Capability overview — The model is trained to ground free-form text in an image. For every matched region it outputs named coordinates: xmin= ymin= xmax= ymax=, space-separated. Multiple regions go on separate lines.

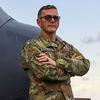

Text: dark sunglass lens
xmin=53 ymin=16 xmax=60 ymax=21
xmin=43 ymin=15 xmax=60 ymax=21
xmin=45 ymin=15 xmax=52 ymax=21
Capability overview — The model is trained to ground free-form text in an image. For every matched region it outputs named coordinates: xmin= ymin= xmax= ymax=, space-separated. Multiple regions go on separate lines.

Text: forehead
xmin=41 ymin=9 xmax=58 ymax=16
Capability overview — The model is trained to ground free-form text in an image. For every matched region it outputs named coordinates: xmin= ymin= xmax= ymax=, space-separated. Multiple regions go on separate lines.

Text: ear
xmin=37 ymin=19 xmax=41 ymax=27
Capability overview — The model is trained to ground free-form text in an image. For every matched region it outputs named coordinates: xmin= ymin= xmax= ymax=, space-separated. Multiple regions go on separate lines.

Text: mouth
xmin=48 ymin=25 xmax=56 ymax=28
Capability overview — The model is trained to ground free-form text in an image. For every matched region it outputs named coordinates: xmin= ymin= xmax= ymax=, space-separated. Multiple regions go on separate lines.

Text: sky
xmin=0 ymin=0 xmax=100 ymax=99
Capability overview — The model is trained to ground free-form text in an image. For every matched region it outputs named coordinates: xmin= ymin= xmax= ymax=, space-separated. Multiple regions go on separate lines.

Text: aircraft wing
xmin=0 ymin=7 xmax=40 ymax=100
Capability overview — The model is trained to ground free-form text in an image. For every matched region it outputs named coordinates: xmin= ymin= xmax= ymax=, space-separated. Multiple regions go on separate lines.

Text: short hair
xmin=37 ymin=5 xmax=57 ymax=18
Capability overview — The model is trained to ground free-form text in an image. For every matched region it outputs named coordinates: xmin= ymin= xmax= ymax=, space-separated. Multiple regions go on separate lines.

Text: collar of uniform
xmin=39 ymin=33 xmax=58 ymax=48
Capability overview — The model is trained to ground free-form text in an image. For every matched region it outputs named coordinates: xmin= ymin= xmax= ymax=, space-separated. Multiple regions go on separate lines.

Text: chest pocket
xmin=56 ymin=45 xmax=70 ymax=59
xmin=41 ymin=46 xmax=56 ymax=61
xmin=34 ymin=40 xmax=56 ymax=61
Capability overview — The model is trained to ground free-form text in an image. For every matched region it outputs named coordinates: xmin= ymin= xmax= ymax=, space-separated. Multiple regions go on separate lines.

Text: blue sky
xmin=0 ymin=0 xmax=100 ymax=99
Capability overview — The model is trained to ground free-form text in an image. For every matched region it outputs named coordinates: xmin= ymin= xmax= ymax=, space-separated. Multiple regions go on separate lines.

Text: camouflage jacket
xmin=21 ymin=34 xmax=90 ymax=100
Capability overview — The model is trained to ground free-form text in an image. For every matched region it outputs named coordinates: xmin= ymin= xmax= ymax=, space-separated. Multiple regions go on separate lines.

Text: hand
xmin=37 ymin=52 xmax=57 ymax=67
xmin=72 ymin=53 xmax=82 ymax=60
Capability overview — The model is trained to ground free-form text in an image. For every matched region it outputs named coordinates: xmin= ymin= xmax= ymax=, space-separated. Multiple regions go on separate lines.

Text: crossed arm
xmin=21 ymin=42 xmax=90 ymax=81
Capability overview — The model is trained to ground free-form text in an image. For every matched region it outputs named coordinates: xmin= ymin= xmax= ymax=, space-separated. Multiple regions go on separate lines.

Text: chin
xmin=48 ymin=31 xmax=56 ymax=34
xmin=47 ymin=29 xmax=57 ymax=33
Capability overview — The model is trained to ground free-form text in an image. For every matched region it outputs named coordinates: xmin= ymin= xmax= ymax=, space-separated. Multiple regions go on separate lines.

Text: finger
xmin=38 ymin=58 xmax=48 ymax=62
xmin=38 ymin=56 xmax=46 ymax=60
xmin=38 ymin=53 xmax=46 ymax=57
xmin=41 ymin=61 xmax=50 ymax=64
xmin=72 ymin=53 xmax=77 ymax=59
xmin=41 ymin=62 xmax=55 ymax=68
xmin=37 ymin=56 xmax=49 ymax=62
xmin=74 ymin=56 xmax=82 ymax=59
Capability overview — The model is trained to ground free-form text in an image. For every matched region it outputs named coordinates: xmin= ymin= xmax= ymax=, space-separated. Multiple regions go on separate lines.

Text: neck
xmin=41 ymin=31 xmax=56 ymax=41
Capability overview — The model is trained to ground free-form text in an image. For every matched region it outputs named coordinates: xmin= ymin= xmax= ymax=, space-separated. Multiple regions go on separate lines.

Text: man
xmin=21 ymin=5 xmax=90 ymax=100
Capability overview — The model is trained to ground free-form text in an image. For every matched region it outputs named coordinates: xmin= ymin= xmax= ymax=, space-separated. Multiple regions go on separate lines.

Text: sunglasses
xmin=40 ymin=15 xmax=60 ymax=22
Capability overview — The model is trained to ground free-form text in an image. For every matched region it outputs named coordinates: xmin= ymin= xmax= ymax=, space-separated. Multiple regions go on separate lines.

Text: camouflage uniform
xmin=21 ymin=34 xmax=90 ymax=100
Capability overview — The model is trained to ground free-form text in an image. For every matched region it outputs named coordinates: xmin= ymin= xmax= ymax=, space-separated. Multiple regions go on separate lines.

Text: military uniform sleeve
xmin=56 ymin=44 xmax=90 ymax=76
xmin=21 ymin=40 xmax=70 ymax=81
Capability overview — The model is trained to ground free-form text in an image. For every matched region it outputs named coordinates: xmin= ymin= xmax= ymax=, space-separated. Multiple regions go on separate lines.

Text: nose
xmin=50 ymin=17 xmax=55 ymax=22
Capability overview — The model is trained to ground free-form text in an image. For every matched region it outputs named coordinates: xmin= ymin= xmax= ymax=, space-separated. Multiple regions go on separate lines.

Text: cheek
xmin=40 ymin=23 xmax=48 ymax=29
xmin=56 ymin=22 xmax=59 ymax=28
xmin=37 ymin=19 xmax=47 ymax=28
xmin=40 ymin=20 xmax=48 ymax=27
xmin=42 ymin=22 xmax=47 ymax=27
